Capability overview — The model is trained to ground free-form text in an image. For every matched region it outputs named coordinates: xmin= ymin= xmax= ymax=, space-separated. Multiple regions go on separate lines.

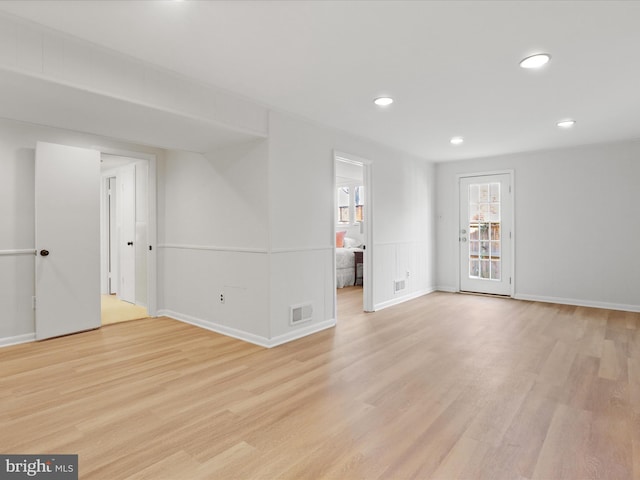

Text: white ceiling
xmin=0 ymin=0 xmax=639 ymax=161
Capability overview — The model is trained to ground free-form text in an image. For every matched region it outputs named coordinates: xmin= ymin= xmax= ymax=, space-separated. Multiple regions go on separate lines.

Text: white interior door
xmin=459 ymin=173 xmax=513 ymax=295
xmin=35 ymin=141 xmax=101 ymax=340
xmin=119 ymin=164 xmax=136 ymax=304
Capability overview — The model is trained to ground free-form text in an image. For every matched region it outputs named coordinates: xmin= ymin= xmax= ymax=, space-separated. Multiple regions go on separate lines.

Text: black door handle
xmin=40 ymin=249 xmax=49 ymax=256
xmin=127 ymin=242 xmax=133 ymax=246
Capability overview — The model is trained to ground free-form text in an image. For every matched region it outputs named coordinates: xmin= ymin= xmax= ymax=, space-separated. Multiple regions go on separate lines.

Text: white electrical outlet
xmin=219 ymin=293 xmax=225 ymax=304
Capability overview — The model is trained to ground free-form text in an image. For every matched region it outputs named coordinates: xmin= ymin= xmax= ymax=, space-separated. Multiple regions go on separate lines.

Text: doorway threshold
xmin=459 ymin=290 xmax=512 ymax=299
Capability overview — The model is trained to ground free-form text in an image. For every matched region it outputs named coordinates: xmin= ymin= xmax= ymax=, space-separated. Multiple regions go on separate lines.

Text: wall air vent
xmin=394 ymin=279 xmax=406 ymax=294
xmin=290 ymin=303 xmax=313 ymax=325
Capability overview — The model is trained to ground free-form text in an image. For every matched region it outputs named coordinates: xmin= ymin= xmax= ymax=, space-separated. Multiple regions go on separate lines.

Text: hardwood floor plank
xmin=629 ymin=357 xmax=640 ymax=414
xmin=537 ymin=340 xmax=579 ymax=387
xmin=531 ymin=404 xmax=593 ymax=479
xmin=1 ymin=290 xmax=638 ymax=479
xmin=600 ymin=338 xmax=624 ymax=380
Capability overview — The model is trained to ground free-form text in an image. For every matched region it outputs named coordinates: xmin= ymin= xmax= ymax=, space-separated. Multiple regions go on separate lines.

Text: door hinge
xmin=509 ymin=185 xmax=512 ymax=193
xmin=509 ymin=277 xmax=512 ymax=285
xmin=108 ymin=188 xmax=112 ymax=196
xmin=509 ymin=231 xmax=512 ymax=239
xmin=32 ymin=296 xmax=36 ymax=310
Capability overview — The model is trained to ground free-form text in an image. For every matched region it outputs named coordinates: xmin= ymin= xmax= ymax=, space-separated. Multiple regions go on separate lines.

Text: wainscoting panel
xmin=270 ymin=247 xmax=335 ymax=339
xmin=0 ymin=253 xmax=35 ymax=340
xmin=159 ymin=245 xmax=270 ymax=339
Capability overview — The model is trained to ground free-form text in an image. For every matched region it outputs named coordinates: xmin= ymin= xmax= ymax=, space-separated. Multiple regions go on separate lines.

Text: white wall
xmin=157 ymin=140 xmax=271 ymax=342
xmin=0 ymin=117 xmax=162 ymax=345
xmin=268 ymin=111 xmax=436 ymax=342
xmin=436 ymin=140 xmax=640 ymax=311
xmin=0 ymin=12 xmax=439 ymax=349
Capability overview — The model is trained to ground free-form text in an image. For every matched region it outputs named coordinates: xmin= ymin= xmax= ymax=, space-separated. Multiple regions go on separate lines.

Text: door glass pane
xmin=470 ymin=259 xmax=479 ymax=277
xmin=468 ymin=182 xmax=501 ymax=281
xmin=480 ymin=260 xmax=490 ymax=279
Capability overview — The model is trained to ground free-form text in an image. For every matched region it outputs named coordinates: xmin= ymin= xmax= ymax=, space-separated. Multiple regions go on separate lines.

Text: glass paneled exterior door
xmin=459 ymin=173 xmax=512 ymax=295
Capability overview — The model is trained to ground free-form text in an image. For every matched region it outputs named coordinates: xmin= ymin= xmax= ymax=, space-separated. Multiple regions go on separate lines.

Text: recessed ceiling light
xmin=374 ymin=97 xmax=393 ymax=107
xmin=557 ymin=119 xmax=576 ymax=128
xmin=450 ymin=136 xmax=464 ymax=145
xmin=519 ymin=53 xmax=551 ymax=69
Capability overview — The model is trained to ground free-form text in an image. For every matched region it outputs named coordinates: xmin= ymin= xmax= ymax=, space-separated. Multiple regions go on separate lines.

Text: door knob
xmin=460 ymin=238 xmax=467 ymax=243
xmin=127 ymin=242 xmax=133 ymax=246
xmin=40 ymin=249 xmax=50 ymax=256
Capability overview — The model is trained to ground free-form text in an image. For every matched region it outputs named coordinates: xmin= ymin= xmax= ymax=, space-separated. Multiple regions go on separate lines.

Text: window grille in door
xmin=467 ymin=182 xmax=501 ymax=281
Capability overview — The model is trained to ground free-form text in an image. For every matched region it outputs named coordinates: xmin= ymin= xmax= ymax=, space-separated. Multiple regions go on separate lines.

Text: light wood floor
xmin=101 ymin=294 xmax=148 ymax=325
xmin=2 ymin=289 xmax=639 ymax=479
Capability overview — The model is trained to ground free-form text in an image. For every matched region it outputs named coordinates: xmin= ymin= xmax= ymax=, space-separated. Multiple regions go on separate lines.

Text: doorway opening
xmin=334 ymin=152 xmax=373 ymax=319
xmin=100 ymin=153 xmax=152 ymax=325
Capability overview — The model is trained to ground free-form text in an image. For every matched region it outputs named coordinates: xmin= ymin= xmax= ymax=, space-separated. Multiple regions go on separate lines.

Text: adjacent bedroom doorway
xmin=334 ymin=152 xmax=373 ymax=317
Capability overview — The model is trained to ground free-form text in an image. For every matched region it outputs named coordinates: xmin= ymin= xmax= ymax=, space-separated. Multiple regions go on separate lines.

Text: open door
xmin=35 ymin=141 xmax=101 ymax=340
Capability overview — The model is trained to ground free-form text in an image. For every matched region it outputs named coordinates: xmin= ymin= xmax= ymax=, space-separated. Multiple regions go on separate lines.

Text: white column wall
xmin=157 ymin=141 xmax=271 ymax=342
xmin=267 ymin=111 xmax=436 ymax=343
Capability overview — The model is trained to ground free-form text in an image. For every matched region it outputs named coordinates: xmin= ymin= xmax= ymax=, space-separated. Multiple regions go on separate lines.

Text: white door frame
xmin=455 ymin=169 xmax=515 ymax=296
xmin=97 ymin=147 xmax=158 ymax=316
xmin=333 ymin=150 xmax=374 ymax=315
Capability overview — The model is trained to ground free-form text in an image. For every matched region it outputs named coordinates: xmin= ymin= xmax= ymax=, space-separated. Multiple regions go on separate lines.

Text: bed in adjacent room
xmin=336 ymin=232 xmax=364 ymax=288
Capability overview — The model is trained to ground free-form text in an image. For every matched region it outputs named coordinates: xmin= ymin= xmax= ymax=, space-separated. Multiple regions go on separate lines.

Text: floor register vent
xmin=290 ymin=303 xmax=313 ymax=325
xmin=394 ymin=279 xmax=406 ymax=294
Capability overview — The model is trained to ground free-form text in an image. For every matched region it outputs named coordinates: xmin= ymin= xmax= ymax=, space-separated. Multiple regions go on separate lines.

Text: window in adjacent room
xmin=355 ymin=185 xmax=364 ymax=223
xmin=338 ymin=186 xmax=350 ymax=224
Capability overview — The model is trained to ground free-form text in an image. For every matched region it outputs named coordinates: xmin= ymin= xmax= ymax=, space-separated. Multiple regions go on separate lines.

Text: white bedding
xmin=336 ymin=247 xmax=363 ymax=288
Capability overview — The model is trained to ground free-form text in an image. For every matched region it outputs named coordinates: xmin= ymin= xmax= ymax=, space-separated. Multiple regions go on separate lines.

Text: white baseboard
xmin=373 ymin=288 xmax=436 ymax=312
xmin=269 ymin=319 xmax=336 ymax=348
xmin=157 ymin=310 xmax=336 ymax=348
xmin=435 ymin=285 xmax=458 ymax=293
xmin=513 ymin=294 xmax=640 ymax=313
xmin=0 ymin=332 xmax=36 ymax=348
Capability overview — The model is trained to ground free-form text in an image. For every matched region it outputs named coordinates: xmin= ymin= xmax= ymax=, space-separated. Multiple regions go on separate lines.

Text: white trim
xmin=373 ymin=288 xmax=436 ymax=311
xmin=374 ymin=240 xmax=430 ymax=247
xmin=157 ymin=309 xmax=336 ymax=348
xmin=158 ymin=244 xmax=268 ymax=254
xmin=0 ymin=333 xmax=36 ymax=348
xmin=513 ymin=294 xmax=640 ymax=313
xmin=271 ymin=246 xmax=333 ymax=254
xmin=436 ymin=285 xmax=458 ymax=293
xmin=158 ymin=309 xmax=271 ymax=347
xmin=269 ymin=319 xmax=336 ymax=348
xmin=99 ymin=149 xmax=156 ymax=162
xmin=0 ymin=249 xmax=35 ymax=256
